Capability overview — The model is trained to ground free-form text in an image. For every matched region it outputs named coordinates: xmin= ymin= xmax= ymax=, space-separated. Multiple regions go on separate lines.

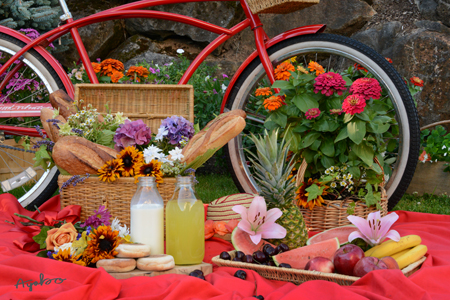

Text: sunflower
xmin=308 ymin=61 xmax=325 ymax=76
xmin=134 ymin=159 xmax=164 ymax=184
xmin=295 ymin=178 xmax=329 ymax=210
xmin=274 ymin=61 xmax=295 ymax=81
xmin=98 ymin=159 xmax=124 ymax=183
xmin=84 ymin=225 xmax=120 ymax=264
xmin=117 ymin=146 xmax=143 ymax=177
xmin=255 ymin=87 xmax=273 ymax=97
xmin=52 ymin=248 xmax=86 ymax=266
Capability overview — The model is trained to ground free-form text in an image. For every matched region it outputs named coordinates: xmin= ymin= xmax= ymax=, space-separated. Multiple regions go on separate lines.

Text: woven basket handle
xmin=295 ymin=157 xmax=386 ymax=188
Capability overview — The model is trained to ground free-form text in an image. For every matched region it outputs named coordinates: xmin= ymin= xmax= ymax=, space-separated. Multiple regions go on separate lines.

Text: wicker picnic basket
xmin=246 ymin=0 xmax=320 ymax=14
xmin=212 ymin=251 xmax=426 ymax=286
xmin=296 ymin=158 xmax=388 ymax=232
xmin=58 ymin=84 xmax=194 ymax=226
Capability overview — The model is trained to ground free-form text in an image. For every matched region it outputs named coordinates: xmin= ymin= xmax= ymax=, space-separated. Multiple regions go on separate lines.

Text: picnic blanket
xmin=1 ymin=193 xmax=449 ymax=300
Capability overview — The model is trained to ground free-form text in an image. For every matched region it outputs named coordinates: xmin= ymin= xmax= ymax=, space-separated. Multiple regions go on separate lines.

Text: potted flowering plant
xmin=255 ymin=60 xmax=398 ymax=216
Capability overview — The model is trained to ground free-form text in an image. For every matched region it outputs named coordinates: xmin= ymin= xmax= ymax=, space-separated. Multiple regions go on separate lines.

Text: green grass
xmin=7 ymin=173 xmax=450 ymax=215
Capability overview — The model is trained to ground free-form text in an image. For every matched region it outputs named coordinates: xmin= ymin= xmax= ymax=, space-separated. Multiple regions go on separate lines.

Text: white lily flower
xmin=143 ymin=145 xmax=164 ymax=163
xmin=155 ymin=127 xmax=169 ymax=141
xmin=169 ymin=147 xmax=184 ymax=161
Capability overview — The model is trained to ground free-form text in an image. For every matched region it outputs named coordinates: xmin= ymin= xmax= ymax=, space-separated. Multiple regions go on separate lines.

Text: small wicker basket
xmin=246 ymin=0 xmax=320 ymax=14
xmin=212 ymin=251 xmax=426 ymax=286
xmin=296 ymin=158 xmax=388 ymax=232
xmin=59 ymin=176 xmax=177 ymax=227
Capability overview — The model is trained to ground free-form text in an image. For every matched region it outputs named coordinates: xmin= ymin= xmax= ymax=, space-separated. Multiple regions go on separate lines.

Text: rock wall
xmin=53 ymin=0 xmax=450 ymax=127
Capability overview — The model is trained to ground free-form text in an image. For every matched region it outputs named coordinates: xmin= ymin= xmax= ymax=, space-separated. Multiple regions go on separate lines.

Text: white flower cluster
xmin=323 ymin=165 xmax=355 ymax=192
xmin=111 ymin=217 xmax=130 ymax=239
xmin=143 ymin=145 xmax=187 ymax=177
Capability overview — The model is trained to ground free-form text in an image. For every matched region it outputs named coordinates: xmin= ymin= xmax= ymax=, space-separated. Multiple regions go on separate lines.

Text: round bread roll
xmin=116 ymin=243 xmax=151 ymax=258
xmin=96 ymin=258 xmax=136 ymax=273
xmin=137 ymin=255 xmax=175 ymax=271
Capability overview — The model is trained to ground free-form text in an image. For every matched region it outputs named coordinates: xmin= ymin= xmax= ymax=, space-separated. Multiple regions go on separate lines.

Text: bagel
xmin=116 ymin=243 xmax=151 ymax=258
xmin=96 ymin=258 xmax=136 ymax=273
xmin=136 ymin=255 xmax=175 ymax=271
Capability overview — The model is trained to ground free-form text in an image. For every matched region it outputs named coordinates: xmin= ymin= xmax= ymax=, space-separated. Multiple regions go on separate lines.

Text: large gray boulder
xmin=414 ymin=0 xmax=450 ymax=27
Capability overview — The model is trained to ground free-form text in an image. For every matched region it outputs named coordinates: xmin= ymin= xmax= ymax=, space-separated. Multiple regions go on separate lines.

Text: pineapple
xmin=246 ymin=129 xmax=308 ymax=249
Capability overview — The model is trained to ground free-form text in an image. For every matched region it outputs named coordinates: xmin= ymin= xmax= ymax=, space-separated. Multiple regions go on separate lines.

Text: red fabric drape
xmin=1 ymin=193 xmax=449 ymax=300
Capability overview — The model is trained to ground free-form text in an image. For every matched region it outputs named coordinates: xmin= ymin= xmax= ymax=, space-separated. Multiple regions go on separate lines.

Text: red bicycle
xmin=0 ymin=0 xmax=419 ymax=210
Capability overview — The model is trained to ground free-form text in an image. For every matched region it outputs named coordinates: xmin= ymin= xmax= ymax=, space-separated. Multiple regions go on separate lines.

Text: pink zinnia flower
xmin=329 ymin=109 xmax=343 ymax=115
xmin=305 ymin=108 xmax=321 ymax=120
xmin=342 ymin=95 xmax=366 ymax=115
xmin=313 ymin=72 xmax=347 ymax=96
xmin=349 ymin=78 xmax=382 ymax=100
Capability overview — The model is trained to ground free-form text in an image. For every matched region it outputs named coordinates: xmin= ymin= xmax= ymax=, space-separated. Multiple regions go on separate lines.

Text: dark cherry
xmin=232 ymin=257 xmax=243 ymax=262
xmin=252 ymin=250 xmax=268 ymax=263
xmin=261 ymin=261 xmax=269 ymax=265
xmin=254 ymin=296 xmax=264 ymax=300
xmin=244 ymin=254 xmax=254 ymax=264
xmin=189 ymin=270 xmax=204 ymax=278
xmin=279 ymin=263 xmax=292 ymax=268
xmin=219 ymin=251 xmax=231 ymax=260
xmin=275 ymin=243 xmax=290 ymax=254
xmin=198 ymin=275 xmax=206 ymax=280
xmin=236 ymin=251 xmax=246 ymax=260
xmin=234 ymin=270 xmax=247 ymax=280
xmin=263 ymin=245 xmax=276 ymax=257
xmin=267 ymin=260 xmax=276 ymax=266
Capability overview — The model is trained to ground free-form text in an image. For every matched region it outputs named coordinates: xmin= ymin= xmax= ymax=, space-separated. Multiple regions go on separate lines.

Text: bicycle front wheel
xmin=0 ymin=32 xmax=65 ymax=208
xmin=225 ymin=33 xmax=420 ymax=211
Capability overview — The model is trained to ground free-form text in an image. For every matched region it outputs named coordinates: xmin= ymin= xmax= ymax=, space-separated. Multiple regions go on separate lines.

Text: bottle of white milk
xmin=130 ymin=176 xmax=164 ymax=254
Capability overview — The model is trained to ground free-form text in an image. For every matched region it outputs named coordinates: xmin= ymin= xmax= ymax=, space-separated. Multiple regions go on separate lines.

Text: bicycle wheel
xmin=224 ymin=33 xmax=420 ymax=211
xmin=0 ymin=32 xmax=65 ymax=208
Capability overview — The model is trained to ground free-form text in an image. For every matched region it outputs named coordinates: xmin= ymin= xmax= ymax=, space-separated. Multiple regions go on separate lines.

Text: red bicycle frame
xmin=0 ymin=0 xmax=325 ymax=137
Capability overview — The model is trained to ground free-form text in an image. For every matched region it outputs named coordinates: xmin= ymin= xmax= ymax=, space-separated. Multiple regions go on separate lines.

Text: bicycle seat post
xmin=58 ymin=0 xmax=73 ymax=22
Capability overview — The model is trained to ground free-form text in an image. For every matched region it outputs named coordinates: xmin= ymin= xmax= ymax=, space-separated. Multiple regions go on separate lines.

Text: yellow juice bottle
xmin=166 ymin=176 xmax=204 ymax=265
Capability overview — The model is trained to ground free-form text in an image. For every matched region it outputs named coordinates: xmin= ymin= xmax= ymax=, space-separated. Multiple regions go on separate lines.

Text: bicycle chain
xmin=0 ymin=144 xmax=36 ymax=154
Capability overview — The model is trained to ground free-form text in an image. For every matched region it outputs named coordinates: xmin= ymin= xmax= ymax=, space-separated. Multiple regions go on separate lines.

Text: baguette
xmin=49 ymin=89 xmax=77 ymax=120
xmin=204 ymin=109 xmax=246 ymax=130
xmin=49 ymin=115 xmax=66 ymax=143
xmin=40 ymin=108 xmax=55 ymax=141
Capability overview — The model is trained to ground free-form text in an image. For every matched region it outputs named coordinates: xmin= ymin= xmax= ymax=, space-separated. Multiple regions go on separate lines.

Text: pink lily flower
xmin=232 ymin=196 xmax=286 ymax=245
xmin=347 ymin=211 xmax=401 ymax=246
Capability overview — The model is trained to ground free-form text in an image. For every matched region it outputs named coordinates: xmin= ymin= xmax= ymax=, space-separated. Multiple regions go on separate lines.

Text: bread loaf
xmin=136 ymin=255 xmax=175 ymax=271
xmin=40 ymin=108 xmax=55 ymax=141
xmin=116 ymin=243 xmax=151 ymax=258
xmin=52 ymin=136 xmax=119 ymax=175
xmin=49 ymin=115 xmax=66 ymax=143
xmin=204 ymin=109 xmax=246 ymax=130
xmin=49 ymin=89 xmax=77 ymax=120
xmin=96 ymin=258 xmax=136 ymax=273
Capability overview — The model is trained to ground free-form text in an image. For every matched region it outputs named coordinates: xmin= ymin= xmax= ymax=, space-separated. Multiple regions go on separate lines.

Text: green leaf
xmin=321 ymin=155 xmax=335 ymax=169
xmin=346 ymin=202 xmax=356 ymax=215
xmin=270 ymin=110 xmax=287 ymax=128
xmin=320 ymin=137 xmax=335 ymax=157
xmin=342 ymin=76 xmax=353 ymax=86
xmin=37 ymin=250 xmax=49 ymax=258
xmin=292 ymin=94 xmax=319 ymax=113
xmin=343 ymin=113 xmax=354 ymax=123
xmin=364 ymin=183 xmax=381 ymax=207
xmin=305 ymin=184 xmax=326 ymax=202
xmin=32 ymin=226 xmax=52 ymax=249
xmin=300 ymin=132 xmax=321 ymax=149
xmin=352 ymin=142 xmax=374 ymax=166
xmin=334 ymin=127 xmax=348 ymax=143
xmin=355 ymin=111 xmax=371 ymax=122
xmin=271 ymin=80 xmax=294 ymax=90
xmin=310 ymin=139 xmax=322 ymax=151
xmin=298 ymin=73 xmax=315 ymax=82
xmin=387 ymin=139 xmax=397 ymax=152
xmin=348 ymin=166 xmax=361 ymax=178
xmin=347 ymin=120 xmax=366 ymax=145
xmin=97 ymin=130 xmax=115 ymax=147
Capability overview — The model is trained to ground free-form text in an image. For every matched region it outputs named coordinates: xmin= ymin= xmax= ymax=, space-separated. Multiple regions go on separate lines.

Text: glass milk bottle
xmin=130 ymin=177 xmax=164 ymax=254
xmin=166 ymin=176 xmax=204 ymax=265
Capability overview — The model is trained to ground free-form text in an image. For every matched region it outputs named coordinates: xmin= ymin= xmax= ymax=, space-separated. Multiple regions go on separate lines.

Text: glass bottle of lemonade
xmin=130 ymin=176 xmax=164 ymax=254
xmin=166 ymin=176 xmax=204 ymax=265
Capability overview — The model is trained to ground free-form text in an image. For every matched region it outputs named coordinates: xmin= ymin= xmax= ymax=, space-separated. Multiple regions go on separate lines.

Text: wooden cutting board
xmin=107 ymin=262 xmax=213 ymax=280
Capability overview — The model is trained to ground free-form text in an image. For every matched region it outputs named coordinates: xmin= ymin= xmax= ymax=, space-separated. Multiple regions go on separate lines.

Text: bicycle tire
xmin=224 ymin=33 xmax=420 ymax=211
xmin=0 ymin=32 xmax=65 ymax=209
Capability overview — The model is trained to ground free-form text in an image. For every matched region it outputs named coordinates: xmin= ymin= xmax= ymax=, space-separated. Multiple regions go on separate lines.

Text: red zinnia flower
xmin=353 ymin=63 xmax=368 ymax=73
xmin=342 ymin=95 xmax=366 ymax=115
xmin=410 ymin=77 xmax=424 ymax=87
xmin=350 ymin=78 xmax=382 ymax=100
xmin=385 ymin=57 xmax=393 ymax=63
xmin=314 ymin=72 xmax=347 ymax=96
xmin=305 ymin=108 xmax=321 ymax=120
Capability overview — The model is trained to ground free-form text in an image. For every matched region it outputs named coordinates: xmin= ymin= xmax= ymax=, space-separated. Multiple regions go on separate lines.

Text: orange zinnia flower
xmin=100 ymin=59 xmax=124 ymax=76
xmin=111 ymin=71 xmax=124 ymax=83
xmin=274 ymin=62 xmax=295 ymax=81
xmin=263 ymin=95 xmax=284 ymax=111
xmin=91 ymin=62 xmax=101 ymax=73
xmin=297 ymin=66 xmax=309 ymax=74
xmin=308 ymin=61 xmax=325 ymax=75
xmin=353 ymin=63 xmax=368 ymax=73
xmin=385 ymin=57 xmax=393 ymax=63
xmin=126 ymin=66 xmax=150 ymax=82
xmin=410 ymin=76 xmax=424 ymax=87
xmin=255 ymin=87 xmax=273 ymax=97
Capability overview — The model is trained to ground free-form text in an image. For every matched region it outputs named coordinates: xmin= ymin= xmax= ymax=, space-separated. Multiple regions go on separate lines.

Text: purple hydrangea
xmin=113 ymin=119 xmax=152 ymax=151
xmin=159 ymin=116 xmax=195 ymax=145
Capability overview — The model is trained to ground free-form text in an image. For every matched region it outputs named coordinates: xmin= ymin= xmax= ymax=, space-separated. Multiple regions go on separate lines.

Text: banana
xmin=369 ymin=235 xmax=422 ymax=258
xmin=395 ymin=244 xmax=428 ymax=269
xmin=364 ymin=239 xmax=395 ymax=256
xmin=391 ymin=248 xmax=412 ymax=260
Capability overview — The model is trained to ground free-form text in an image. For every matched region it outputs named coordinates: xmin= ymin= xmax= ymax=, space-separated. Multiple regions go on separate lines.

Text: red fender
xmin=0 ymin=26 xmax=74 ymax=98
xmin=220 ymin=24 xmax=326 ymax=113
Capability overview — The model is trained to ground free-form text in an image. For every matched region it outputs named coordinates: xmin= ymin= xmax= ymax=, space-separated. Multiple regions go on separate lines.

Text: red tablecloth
xmin=1 ymin=194 xmax=449 ymax=300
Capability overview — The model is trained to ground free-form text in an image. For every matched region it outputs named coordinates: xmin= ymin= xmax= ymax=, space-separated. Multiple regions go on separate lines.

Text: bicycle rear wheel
xmin=224 ymin=33 xmax=420 ymax=211
xmin=0 ymin=32 xmax=65 ymax=208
